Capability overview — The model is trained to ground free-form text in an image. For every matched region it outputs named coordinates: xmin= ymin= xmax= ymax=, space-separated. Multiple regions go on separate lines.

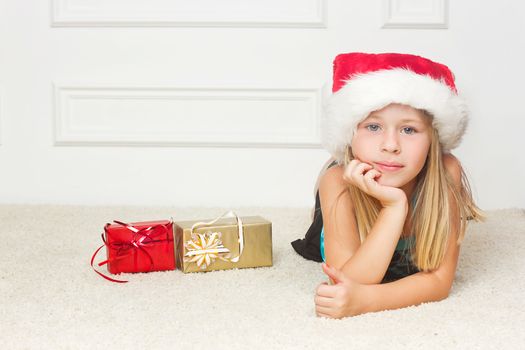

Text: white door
xmin=0 ymin=0 xmax=523 ymax=209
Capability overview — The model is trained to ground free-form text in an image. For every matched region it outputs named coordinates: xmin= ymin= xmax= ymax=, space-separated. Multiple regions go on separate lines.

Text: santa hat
xmin=322 ymin=52 xmax=469 ymax=163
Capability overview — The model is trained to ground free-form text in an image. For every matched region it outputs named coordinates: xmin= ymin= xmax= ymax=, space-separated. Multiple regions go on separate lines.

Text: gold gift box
xmin=174 ymin=215 xmax=272 ymax=273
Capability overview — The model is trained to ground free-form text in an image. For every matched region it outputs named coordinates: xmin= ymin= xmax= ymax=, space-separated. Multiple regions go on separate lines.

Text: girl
xmin=291 ymin=52 xmax=484 ymax=318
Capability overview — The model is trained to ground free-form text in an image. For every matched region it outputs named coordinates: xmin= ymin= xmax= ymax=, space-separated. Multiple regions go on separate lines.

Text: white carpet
xmin=1 ymin=205 xmax=524 ymax=349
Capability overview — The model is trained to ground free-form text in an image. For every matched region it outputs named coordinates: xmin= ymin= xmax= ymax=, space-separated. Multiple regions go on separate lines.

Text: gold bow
xmin=183 ymin=211 xmax=244 ymax=270
xmin=183 ymin=231 xmax=231 ymax=269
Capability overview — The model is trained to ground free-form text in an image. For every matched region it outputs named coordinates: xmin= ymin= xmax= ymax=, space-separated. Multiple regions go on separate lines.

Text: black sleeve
xmin=291 ymin=160 xmax=339 ymax=262
xmin=290 ymin=190 xmax=324 ymax=262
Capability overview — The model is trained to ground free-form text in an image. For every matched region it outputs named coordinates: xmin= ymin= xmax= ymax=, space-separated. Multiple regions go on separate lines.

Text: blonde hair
xmin=321 ymin=110 xmax=484 ymax=272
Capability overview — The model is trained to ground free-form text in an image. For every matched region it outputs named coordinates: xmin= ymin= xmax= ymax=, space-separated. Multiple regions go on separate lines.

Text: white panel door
xmin=0 ymin=0 xmax=523 ymax=209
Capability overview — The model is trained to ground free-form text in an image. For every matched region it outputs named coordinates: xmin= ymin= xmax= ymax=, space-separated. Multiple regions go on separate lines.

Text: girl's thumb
xmin=321 ymin=263 xmax=345 ymax=284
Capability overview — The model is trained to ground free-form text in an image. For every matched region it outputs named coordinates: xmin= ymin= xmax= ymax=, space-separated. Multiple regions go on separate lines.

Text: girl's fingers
xmin=344 ymin=160 xmax=376 ymax=193
xmin=343 ymin=160 xmax=360 ymax=182
xmin=363 ymin=169 xmax=381 ymax=185
xmin=315 ymin=283 xmax=338 ymax=298
xmin=315 ymin=306 xmax=334 ymax=318
xmin=352 ymin=162 xmax=373 ymax=178
xmin=314 ymin=295 xmax=333 ymax=307
xmin=351 ymin=163 xmax=374 ymax=190
xmin=349 ymin=159 xmax=360 ymax=168
xmin=346 ymin=159 xmax=368 ymax=177
xmin=346 ymin=161 xmax=366 ymax=182
xmin=322 ymin=262 xmax=349 ymax=284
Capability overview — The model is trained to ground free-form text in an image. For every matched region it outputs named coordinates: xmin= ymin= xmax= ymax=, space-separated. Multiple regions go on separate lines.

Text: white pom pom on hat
xmin=321 ymin=52 xmax=469 ymax=164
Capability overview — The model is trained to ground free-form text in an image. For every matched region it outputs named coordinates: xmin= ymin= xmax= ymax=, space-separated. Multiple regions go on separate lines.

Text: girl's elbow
xmin=437 ymin=280 xmax=454 ymax=301
xmin=437 ymin=288 xmax=450 ymax=301
xmin=427 ymin=284 xmax=450 ymax=303
xmin=429 ymin=273 xmax=453 ymax=301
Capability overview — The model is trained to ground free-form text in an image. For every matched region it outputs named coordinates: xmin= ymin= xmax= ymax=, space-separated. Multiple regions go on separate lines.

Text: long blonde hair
xmin=322 ymin=110 xmax=484 ymax=272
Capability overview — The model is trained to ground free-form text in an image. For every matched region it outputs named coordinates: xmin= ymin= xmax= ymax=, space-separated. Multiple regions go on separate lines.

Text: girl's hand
xmin=343 ymin=159 xmax=407 ymax=208
xmin=314 ymin=263 xmax=370 ymax=319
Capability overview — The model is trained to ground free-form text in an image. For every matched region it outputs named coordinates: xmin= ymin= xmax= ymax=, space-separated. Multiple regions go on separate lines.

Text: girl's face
xmin=351 ymin=103 xmax=432 ymax=192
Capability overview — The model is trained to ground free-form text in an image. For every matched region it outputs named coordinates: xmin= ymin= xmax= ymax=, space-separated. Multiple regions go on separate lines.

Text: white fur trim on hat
xmin=321 ymin=68 xmax=469 ymax=163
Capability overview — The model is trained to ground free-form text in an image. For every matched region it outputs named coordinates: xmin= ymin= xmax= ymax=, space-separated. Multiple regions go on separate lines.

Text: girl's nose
xmin=381 ymin=131 xmax=400 ymax=153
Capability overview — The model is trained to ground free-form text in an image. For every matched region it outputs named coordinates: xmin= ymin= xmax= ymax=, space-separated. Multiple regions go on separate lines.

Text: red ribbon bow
xmin=91 ymin=220 xmax=173 ymax=283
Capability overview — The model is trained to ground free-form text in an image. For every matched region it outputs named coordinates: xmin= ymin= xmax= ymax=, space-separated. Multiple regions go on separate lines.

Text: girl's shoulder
xmin=442 ymin=153 xmax=462 ymax=185
xmin=320 ymin=163 xmax=346 ymax=190
xmin=318 ymin=164 xmax=354 ymax=210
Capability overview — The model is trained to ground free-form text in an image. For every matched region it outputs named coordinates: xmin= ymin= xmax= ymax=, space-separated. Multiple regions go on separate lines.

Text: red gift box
xmin=91 ymin=219 xmax=175 ymax=283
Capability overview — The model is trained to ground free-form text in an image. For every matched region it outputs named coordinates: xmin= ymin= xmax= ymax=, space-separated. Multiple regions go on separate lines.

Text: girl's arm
xmin=316 ymin=212 xmax=460 ymax=318
xmin=320 ymin=165 xmax=407 ymax=285
xmin=315 ymin=155 xmax=463 ymax=318
xmin=363 ymin=153 xmax=463 ymax=311
xmin=363 ymin=231 xmax=460 ymax=313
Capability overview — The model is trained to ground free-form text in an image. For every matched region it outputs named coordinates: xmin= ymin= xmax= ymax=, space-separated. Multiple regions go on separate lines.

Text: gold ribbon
xmin=183 ymin=211 xmax=245 ymax=269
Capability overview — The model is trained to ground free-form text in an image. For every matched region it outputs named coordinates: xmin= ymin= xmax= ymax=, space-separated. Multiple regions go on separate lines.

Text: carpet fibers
xmin=1 ymin=205 xmax=524 ymax=349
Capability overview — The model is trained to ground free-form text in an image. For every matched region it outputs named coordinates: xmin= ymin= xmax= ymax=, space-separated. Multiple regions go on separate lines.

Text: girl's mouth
xmin=374 ymin=162 xmax=404 ymax=172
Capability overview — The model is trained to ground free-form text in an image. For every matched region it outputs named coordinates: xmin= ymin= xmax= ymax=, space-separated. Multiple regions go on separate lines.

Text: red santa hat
xmin=322 ymin=52 xmax=469 ymax=163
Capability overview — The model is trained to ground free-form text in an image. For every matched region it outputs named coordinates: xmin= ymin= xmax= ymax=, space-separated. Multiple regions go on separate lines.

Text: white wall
xmin=0 ymin=0 xmax=523 ymax=210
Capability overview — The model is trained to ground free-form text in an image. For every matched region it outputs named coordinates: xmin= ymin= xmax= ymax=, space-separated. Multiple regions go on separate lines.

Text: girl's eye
xmin=402 ymin=127 xmax=416 ymax=134
xmin=366 ymin=124 xmax=381 ymax=132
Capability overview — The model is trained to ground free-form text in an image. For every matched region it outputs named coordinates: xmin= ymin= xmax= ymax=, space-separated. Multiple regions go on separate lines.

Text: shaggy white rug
xmin=1 ymin=205 xmax=524 ymax=349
